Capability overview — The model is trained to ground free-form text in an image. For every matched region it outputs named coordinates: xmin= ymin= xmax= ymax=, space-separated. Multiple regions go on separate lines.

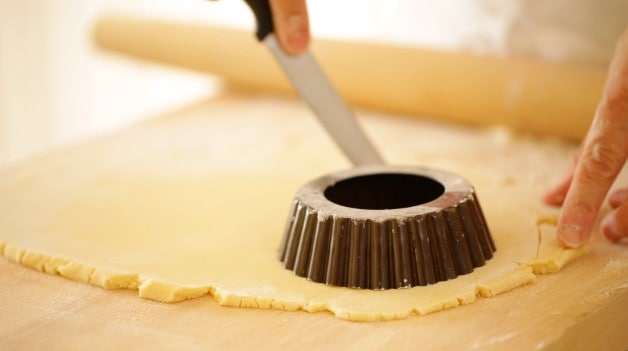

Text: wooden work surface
xmin=1 ymin=95 xmax=627 ymax=351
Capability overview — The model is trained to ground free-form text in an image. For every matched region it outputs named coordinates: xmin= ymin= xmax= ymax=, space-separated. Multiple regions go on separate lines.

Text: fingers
xmin=543 ymin=173 xmax=572 ymax=206
xmin=601 ymin=198 xmax=628 ymax=243
xmin=556 ymin=28 xmax=628 ymax=248
xmin=609 ymin=188 xmax=628 ymax=209
xmin=269 ymin=0 xmax=310 ymax=55
xmin=543 ymin=148 xmax=580 ymax=206
xmin=558 ymin=133 xmax=626 ymax=248
xmin=602 ymin=188 xmax=628 ymax=242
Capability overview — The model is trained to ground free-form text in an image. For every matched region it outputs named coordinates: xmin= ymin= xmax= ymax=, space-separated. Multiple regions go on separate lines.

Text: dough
xmin=0 ymin=97 xmax=601 ymax=321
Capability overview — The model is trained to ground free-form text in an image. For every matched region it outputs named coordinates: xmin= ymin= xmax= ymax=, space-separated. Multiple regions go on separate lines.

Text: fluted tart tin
xmin=279 ymin=165 xmax=496 ymax=290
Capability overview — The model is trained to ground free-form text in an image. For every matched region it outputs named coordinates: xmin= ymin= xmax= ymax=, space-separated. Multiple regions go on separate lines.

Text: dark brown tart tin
xmin=279 ymin=165 xmax=496 ymax=290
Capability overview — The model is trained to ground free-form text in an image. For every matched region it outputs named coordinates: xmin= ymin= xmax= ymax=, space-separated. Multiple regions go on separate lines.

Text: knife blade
xmin=243 ymin=0 xmax=384 ymax=166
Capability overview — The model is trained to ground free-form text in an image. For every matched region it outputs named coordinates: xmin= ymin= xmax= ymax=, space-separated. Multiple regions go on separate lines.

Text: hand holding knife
xmin=242 ymin=0 xmax=384 ymax=166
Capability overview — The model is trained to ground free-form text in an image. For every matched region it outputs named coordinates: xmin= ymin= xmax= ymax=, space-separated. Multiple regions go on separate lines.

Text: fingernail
xmin=285 ymin=15 xmax=307 ymax=52
xmin=559 ymin=223 xmax=583 ymax=248
xmin=601 ymin=213 xmax=620 ymax=242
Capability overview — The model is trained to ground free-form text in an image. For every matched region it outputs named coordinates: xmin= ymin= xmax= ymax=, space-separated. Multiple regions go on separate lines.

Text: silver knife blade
xmin=263 ymin=34 xmax=384 ymax=166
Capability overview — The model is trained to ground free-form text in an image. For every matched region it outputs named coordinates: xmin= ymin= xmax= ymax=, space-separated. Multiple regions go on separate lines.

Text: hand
xmin=544 ymin=27 xmax=628 ymax=248
xmin=269 ymin=0 xmax=310 ymax=55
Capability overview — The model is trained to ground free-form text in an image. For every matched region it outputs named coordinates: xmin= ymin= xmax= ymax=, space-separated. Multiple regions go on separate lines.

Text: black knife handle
xmin=243 ymin=0 xmax=274 ymax=41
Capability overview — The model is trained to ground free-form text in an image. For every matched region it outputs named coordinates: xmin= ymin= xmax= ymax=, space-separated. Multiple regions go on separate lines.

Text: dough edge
xmin=0 ymin=238 xmax=585 ymax=322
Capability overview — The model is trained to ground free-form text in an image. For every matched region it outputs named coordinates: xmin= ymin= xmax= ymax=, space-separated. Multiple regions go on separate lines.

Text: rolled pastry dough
xmin=0 ymin=97 xmax=596 ymax=321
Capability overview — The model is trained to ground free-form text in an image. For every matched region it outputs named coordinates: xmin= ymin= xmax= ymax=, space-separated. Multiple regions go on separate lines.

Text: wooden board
xmin=1 ymin=95 xmax=627 ymax=350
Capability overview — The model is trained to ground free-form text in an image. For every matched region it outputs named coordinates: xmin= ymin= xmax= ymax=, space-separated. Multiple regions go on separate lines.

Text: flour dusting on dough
xmin=0 ymin=98 xmax=606 ymax=321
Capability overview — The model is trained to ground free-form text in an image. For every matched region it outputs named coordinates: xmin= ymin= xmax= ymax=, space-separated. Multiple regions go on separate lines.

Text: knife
xmin=242 ymin=0 xmax=384 ymax=166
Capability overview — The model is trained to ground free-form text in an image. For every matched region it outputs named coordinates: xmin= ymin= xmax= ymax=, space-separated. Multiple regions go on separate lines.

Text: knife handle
xmin=243 ymin=0 xmax=274 ymax=41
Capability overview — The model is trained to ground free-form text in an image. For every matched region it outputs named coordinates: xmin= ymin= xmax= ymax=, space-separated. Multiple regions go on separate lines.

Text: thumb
xmin=269 ymin=0 xmax=310 ymax=55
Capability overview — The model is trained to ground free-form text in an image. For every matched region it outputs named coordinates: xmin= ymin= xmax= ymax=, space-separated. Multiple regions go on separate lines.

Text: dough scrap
xmin=0 ymin=98 xmax=603 ymax=321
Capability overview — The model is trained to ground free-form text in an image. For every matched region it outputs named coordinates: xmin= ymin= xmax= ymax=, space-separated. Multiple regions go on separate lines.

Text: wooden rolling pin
xmin=93 ymin=15 xmax=609 ymax=140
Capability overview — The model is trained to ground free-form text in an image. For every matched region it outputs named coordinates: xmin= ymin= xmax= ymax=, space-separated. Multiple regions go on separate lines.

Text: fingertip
xmin=601 ymin=213 xmax=622 ymax=243
xmin=542 ymin=172 xmax=573 ymax=207
xmin=542 ymin=189 xmax=566 ymax=207
xmin=609 ymin=188 xmax=628 ymax=209
xmin=558 ymin=235 xmax=583 ymax=249
xmin=601 ymin=203 xmax=628 ymax=243
xmin=556 ymin=204 xmax=595 ymax=248
xmin=557 ymin=222 xmax=585 ymax=248
xmin=269 ymin=0 xmax=310 ymax=55
xmin=279 ymin=15 xmax=309 ymax=55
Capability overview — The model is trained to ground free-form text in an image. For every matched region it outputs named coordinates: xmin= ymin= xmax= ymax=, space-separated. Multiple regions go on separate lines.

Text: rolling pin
xmin=93 ymin=15 xmax=609 ymax=140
